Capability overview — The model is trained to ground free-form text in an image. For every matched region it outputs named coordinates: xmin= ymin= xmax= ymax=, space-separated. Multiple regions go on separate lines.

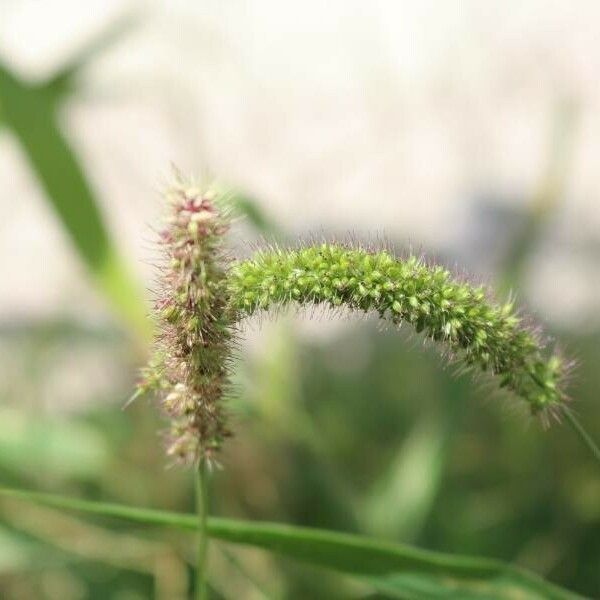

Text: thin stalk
xmin=561 ymin=405 xmax=600 ymax=466
xmin=195 ymin=458 xmax=210 ymax=600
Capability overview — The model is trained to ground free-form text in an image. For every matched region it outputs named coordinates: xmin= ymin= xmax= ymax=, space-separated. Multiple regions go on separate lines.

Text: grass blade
xmin=0 ymin=488 xmax=579 ymax=599
xmin=361 ymin=416 xmax=447 ymax=541
xmin=231 ymin=193 xmax=282 ymax=238
xmin=0 ymin=63 xmax=148 ymax=339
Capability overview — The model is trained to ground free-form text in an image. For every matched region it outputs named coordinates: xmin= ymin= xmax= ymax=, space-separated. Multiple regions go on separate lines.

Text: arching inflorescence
xmin=140 ymin=185 xmax=569 ymax=465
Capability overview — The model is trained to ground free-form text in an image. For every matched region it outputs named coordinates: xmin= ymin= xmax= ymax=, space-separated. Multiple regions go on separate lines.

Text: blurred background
xmin=1 ymin=1 xmax=599 ymax=598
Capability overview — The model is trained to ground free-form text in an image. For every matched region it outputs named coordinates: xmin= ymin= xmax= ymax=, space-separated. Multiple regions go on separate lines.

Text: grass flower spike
xmin=139 ymin=179 xmax=233 ymax=465
xmin=141 ymin=181 xmax=576 ymax=466
xmin=228 ymin=246 xmax=568 ymax=421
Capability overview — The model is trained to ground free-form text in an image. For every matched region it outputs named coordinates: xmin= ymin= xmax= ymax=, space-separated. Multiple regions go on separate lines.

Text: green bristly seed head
xmin=140 ymin=183 xmax=570 ymax=465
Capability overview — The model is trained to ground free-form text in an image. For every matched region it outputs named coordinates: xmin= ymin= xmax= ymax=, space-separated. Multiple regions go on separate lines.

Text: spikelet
xmin=138 ymin=179 xmax=233 ymax=465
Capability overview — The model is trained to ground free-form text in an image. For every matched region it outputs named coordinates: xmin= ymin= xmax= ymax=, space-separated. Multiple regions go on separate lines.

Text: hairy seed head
xmin=138 ymin=180 xmax=233 ymax=465
xmin=227 ymin=245 xmax=569 ymax=422
xmin=139 ymin=184 xmax=570 ymax=466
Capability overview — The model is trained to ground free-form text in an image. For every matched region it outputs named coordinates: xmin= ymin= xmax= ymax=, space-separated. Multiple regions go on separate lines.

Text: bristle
xmin=137 ymin=180 xmax=234 ymax=465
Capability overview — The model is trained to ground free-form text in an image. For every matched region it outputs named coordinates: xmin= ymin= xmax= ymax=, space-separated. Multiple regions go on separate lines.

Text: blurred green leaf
xmin=361 ymin=416 xmax=446 ymax=541
xmin=0 ymin=62 xmax=149 ymax=340
xmin=231 ymin=193 xmax=283 ymax=239
xmin=0 ymin=525 xmax=75 ymax=574
xmin=0 ymin=408 xmax=110 ymax=479
xmin=363 ymin=572 xmax=529 ymax=599
xmin=0 ymin=526 xmax=37 ymax=573
xmin=0 ymin=488 xmax=580 ymax=599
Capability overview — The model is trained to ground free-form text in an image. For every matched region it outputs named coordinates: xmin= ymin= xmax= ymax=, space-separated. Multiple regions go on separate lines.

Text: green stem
xmin=195 ymin=458 xmax=210 ymax=600
xmin=561 ymin=405 xmax=600 ymax=466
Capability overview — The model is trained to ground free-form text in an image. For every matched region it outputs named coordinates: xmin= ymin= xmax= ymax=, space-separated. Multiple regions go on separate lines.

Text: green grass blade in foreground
xmin=0 ymin=488 xmax=579 ymax=599
xmin=0 ymin=63 xmax=149 ymax=340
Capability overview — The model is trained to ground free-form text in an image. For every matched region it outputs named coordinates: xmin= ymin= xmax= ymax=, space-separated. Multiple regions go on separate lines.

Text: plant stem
xmin=195 ymin=457 xmax=210 ymax=600
xmin=561 ymin=405 xmax=600 ymax=467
